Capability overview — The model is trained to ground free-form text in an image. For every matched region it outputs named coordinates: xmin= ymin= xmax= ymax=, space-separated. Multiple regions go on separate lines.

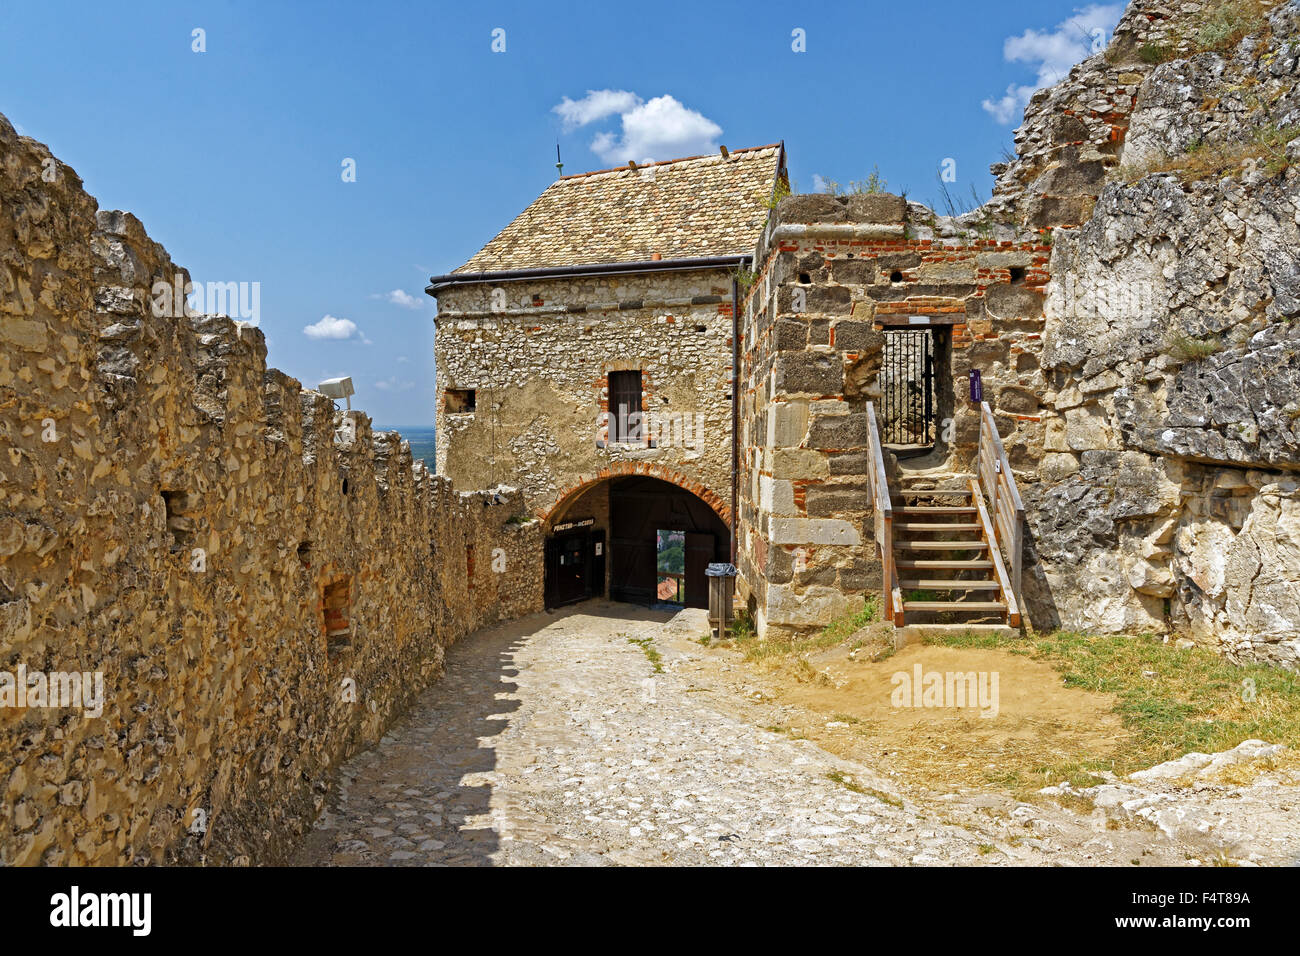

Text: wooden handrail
xmin=865 ymin=402 xmax=903 ymax=626
xmin=969 ymin=478 xmax=1020 ymax=627
xmin=976 ymin=402 xmax=1025 ymax=618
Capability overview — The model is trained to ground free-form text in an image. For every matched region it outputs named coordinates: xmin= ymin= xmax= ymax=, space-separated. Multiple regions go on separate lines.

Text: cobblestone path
xmin=293 ymin=601 xmax=1252 ymax=866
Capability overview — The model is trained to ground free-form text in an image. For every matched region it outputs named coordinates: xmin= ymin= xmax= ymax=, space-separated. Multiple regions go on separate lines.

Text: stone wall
xmin=432 ymin=269 xmax=736 ymax=525
xmin=735 ymin=193 xmax=1050 ymax=637
xmin=1023 ymin=0 xmax=1300 ymax=667
xmin=1033 ymin=162 xmax=1300 ymax=665
xmin=739 ymin=0 xmax=1300 ymax=669
xmin=0 ymin=114 xmax=543 ymax=865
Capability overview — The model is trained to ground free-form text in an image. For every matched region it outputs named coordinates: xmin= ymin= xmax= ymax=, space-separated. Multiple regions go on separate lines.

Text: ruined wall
xmin=739 ymin=0 xmax=1300 ymax=667
xmin=0 ymin=114 xmax=543 ymax=866
xmin=736 ymin=193 xmax=1049 ymax=637
xmin=1024 ymin=0 xmax=1300 ymax=668
xmin=433 ymin=270 xmax=735 ymax=523
xmin=988 ymin=0 xmax=1207 ymax=230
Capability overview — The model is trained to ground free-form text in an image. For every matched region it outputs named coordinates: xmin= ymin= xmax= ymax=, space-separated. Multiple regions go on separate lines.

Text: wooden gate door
xmin=684 ymin=533 xmax=713 ymax=609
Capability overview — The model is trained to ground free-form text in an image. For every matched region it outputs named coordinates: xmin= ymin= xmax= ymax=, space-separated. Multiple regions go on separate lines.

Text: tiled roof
xmin=454 ymin=145 xmax=783 ymax=273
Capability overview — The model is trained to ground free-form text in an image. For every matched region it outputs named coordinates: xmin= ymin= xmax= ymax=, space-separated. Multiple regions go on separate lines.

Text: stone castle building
xmin=428 ymin=146 xmax=784 ymax=608
xmin=429 ymin=0 xmax=1300 ymax=668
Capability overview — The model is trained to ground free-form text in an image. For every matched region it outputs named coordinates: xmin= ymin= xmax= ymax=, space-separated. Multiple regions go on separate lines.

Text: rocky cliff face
xmin=1018 ymin=0 xmax=1300 ymax=667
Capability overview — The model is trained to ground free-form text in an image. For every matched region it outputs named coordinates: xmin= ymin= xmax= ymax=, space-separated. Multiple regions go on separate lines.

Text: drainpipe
xmin=730 ymin=272 xmax=743 ymax=563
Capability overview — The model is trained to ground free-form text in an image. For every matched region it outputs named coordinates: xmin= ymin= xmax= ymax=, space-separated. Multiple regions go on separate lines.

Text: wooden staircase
xmin=865 ymin=402 xmax=1025 ymax=636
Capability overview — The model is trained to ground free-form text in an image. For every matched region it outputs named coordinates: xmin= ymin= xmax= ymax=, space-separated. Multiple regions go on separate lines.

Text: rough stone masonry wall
xmin=736 ymin=192 xmax=1051 ymax=637
xmin=434 ymin=270 xmax=735 ymax=524
xmin=740 ymin=0 xmax=1300 ymax=669
xmin=0 ymin=114 xmax=543 ymax=866
xmin=1028 ymin=0 xmax=1300 ymax=667
xmin=988 ymin=0 xmax=1216 ymax=230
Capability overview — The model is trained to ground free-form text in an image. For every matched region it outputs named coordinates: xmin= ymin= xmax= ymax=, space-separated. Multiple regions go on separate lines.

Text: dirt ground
xmin=760 ymin=639 xmax=1128 ymax=794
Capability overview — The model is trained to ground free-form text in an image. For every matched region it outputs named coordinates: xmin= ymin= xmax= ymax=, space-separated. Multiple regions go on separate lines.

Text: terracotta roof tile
xmin=455 ymin=145 xmax=783 ymax=272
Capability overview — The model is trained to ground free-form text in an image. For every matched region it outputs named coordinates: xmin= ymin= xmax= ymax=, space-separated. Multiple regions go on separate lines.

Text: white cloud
xmin=374 ymin=376 xmax=415 ymax=392
xmin=373 ymin=289 xmax=422 ymax=309
xmin=303 ymin=314 xmax=361 ymax=340
xmin=983 ymin=4 xmax=1124 ymax=125
xmin=983 ymin=84 xmax=1039 ymax=125
xmin=811 ymin=174 xmax=831 ymax=193
xmin=553 ymin=90 xmax=642 ymax=132
xmin=554 ymin=90 xmax=723 ymax=165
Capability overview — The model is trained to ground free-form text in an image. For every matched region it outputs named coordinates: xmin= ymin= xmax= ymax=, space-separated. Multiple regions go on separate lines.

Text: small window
xmin=446 ymin=388 xmax=476 ymax=413
xmin=323 ymin=577 xmax=352 ymax=653
xmin=608 ymin=370 xmax=643 ymax=442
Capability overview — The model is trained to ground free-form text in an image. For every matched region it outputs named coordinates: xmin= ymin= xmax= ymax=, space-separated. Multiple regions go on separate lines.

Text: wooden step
xmin=896 ymin=522 xmax=982 ymax=533
xmin=898 ymin=487 xmax=972 ymax=497
xmin=903 ymin=601 xmax=1007 ymax=613
xmin=896 ymin=506 xmax=977 ymax=516
xmin=900 ymin=580 xmax=1000 ymax=590
xmin=896 ymin=540 xmax=989 ymax=550
xmin=897 ymin=559 xmax=994 ymax=570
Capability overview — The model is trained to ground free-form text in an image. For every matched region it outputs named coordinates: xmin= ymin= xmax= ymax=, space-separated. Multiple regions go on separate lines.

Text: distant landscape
xmin=378 ymin=425 xmax=436 ymax=472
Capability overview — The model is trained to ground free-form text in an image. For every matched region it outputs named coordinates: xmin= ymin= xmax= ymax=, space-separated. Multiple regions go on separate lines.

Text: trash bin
xmin=705 ymin=563 xmax=737 ymax=639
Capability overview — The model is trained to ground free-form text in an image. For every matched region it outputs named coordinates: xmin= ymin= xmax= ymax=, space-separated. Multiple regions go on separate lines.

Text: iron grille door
xmin=880 ymin=328 xmax=936 ymax=447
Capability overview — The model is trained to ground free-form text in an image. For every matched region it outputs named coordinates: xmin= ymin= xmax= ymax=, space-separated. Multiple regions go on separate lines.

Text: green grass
xmin=1167 ymin=330 xmax=1224 ymax=362
xmin=761 ymin=177 xmax=793 ymax=210
xmin=1192 ymin=0 xmax=1275 ymax=53
xmin=1138 ymin=42 xmax=1176 ymax=64
xmin=627 ymin=635 xmax=663 ymax=673
xmin=824 ymin=770 xmax=903 ymax=807
xmin=721 ymin=598 xmax=881 ymax=664
xmin=925 ymin=629 xmax=1300 ymax=785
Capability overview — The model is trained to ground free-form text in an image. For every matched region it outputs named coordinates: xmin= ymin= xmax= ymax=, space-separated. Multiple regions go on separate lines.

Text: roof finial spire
xmin=555 ymin=143 xmax=564 ymax=178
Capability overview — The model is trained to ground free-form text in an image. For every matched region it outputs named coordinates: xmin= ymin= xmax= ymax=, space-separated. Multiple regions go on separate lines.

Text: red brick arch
xmin=541 ymin=462 xmax=732 ymax=528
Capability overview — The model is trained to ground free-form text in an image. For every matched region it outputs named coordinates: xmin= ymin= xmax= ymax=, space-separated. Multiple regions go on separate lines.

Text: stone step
xmin=896 ymin=559 xmax=994 ymax=570
xmin=899 ymin=579 xmax=1000 ymax=590
xmin=894 ymin=622 xmax=1020 ymax=647
xmin=903 ymin=600 xmax=1007 ymax=613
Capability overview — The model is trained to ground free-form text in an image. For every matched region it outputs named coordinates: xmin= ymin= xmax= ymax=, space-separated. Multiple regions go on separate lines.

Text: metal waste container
xmin=706 ymin=563 xmax=737 ymax=639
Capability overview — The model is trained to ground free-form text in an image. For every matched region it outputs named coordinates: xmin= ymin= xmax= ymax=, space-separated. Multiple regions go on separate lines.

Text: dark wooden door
xmin=546 ymin=533 xmax=589 ymax=608
xmin=611 ymin=537 xmax=655 ymax=604
xmin=684 ymin=533 xmax=713 ymax=609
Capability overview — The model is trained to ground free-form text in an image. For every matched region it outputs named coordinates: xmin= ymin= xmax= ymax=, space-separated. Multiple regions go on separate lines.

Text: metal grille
xmin=880 ymin=329 xmax=935 ymax=447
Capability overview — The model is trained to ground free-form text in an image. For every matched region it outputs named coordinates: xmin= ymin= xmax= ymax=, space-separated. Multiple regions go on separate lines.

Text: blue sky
xmin=1 ymin=0 xmax=1122 ymax=426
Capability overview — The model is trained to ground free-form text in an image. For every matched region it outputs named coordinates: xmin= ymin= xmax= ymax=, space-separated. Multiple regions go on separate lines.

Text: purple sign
xmin=969 ymin=370 xmax=983 ymax=403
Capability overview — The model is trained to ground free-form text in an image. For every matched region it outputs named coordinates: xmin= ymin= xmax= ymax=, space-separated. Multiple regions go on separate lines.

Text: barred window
xmin=608 ymin=370 xmax=643 ymax=442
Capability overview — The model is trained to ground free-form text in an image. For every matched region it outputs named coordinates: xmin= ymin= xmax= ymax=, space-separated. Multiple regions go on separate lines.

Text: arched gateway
xmin=543 ymin=467 xmax=731 ymax=610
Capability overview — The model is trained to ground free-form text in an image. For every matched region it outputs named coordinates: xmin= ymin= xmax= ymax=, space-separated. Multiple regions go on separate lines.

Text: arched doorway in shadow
xmin=543 ymin=474 xmax=731 ymax=610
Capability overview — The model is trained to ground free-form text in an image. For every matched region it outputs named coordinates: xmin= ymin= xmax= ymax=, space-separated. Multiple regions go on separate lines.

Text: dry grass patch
xmin=932 ymin=630 xmax=1300 ymax=792
xmin=1124 ymin=123 xmax=1299 ymax=184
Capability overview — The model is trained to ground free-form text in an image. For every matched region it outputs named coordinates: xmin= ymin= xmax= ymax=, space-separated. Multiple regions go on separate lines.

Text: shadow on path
xmin=292 ymin=600 xmax=667 ymax=866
